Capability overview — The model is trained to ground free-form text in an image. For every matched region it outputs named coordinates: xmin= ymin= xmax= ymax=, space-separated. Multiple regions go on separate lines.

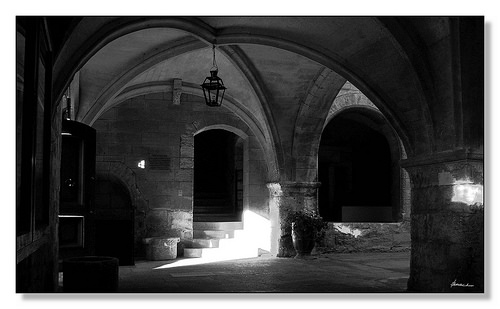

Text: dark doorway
xmin=318 ymin=110 xmax=393 ymax=222
xmin=194 ymin=129 xmax=243 ymax=222
xmin=94 ymin=174 xmax=135 ymax=266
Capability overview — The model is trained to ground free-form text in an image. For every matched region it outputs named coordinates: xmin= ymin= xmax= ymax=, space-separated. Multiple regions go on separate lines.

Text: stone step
xmin=193 ymin=221 xmax=243 ymax=231
xmin=217 ymin=238 xmax=238 ymax=249
xmin=183 ymin=248 xmax=204 ymax=258
xmin=184 ymin=237 xmax=256 ymax=253
xmin=184 ymin=238 xmax=220 ymax=248
xmin=184 ymin=221 xmax=254 ymax=260
xmin=183 ymin=247 xmax=259 ymax=259
xmin=193 ymin=229 xmax=235 ymax=239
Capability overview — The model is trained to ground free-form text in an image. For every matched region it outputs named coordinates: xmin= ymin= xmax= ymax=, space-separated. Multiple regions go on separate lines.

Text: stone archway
xmin=323 ymin=88 xmax=410 ymax=221
xmin=192 ymin=129 xmax=245 ymax=222
xmin=95 ymin=161 xmax=148 ymax=259
xmin=94 ymin=173 xmax=135 ymax=265
xmin=318 ymin=107 xmax=401 ymax=223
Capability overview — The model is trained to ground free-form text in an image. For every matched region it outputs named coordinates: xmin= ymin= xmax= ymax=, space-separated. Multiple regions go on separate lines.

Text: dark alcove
xmin=319 ymin=110 xmax=393 ymax=222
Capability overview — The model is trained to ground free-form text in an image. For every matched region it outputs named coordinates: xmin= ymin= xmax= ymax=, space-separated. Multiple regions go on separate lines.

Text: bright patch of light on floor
xmin=153 ymin=255 xmax=247 ymax=269
xmin=452 ymin=179 xmax=483 ymax=206
xmin=334 ymin=224 xmax=362 ymax=238
xmin=154 ymin=210 xmax=271 ymax=270
xmin=242 ymin=210 xmax=271 ymax=252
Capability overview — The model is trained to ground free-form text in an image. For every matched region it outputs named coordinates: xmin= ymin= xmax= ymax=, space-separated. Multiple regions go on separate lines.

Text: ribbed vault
xmin=52 ymin=16 xmax=451 ymax=182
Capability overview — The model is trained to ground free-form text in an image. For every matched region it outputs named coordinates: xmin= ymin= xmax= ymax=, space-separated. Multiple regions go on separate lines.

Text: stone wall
xmin=403 ymin=153 xmax=484 ymax=292
xmin=317 ymin=222 xmax=411 ymax=253
xmin=92 ymin=93 xmax=269 ymax=256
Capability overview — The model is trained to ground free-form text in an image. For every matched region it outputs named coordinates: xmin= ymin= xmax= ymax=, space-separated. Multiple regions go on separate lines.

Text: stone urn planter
xmin=285 ymin=210 xmax=326 ymax=258
xmin=291 ymin=222 xmax=316 ymax=256
xmin=143 ymin=237 xmax=180 ymax=260
xmin=63 ymin=256 xmax=119 ymax=293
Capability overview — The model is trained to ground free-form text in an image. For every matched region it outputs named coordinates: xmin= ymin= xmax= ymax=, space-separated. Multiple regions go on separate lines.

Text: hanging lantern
xmin=201 ymin=45 xmax=226 ymax=107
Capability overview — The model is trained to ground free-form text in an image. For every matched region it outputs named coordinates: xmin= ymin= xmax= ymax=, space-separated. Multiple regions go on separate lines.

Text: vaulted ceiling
xmin=51 ymin=16 xmax=458 ymax=164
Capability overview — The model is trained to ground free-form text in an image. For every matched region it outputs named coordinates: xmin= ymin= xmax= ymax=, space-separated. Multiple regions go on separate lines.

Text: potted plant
xmin=284 ymin=209 xmax=326 ymax=258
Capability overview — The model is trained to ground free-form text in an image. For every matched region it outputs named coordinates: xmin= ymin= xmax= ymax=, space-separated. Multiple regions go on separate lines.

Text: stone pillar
xmin=267 ymin=181 xmax=321 ymax=257
xmin=402 ymin=152 xmax=483 ymax=292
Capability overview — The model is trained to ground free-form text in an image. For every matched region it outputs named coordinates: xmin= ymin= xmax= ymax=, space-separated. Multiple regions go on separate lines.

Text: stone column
xmin=267 ymin=181 xmax=321 ymax=257
xmin=402 ymin=152 xmax=483 ymax=292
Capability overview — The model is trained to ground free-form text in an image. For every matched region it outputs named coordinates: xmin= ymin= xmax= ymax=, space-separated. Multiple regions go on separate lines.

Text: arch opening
xmin=94 ymin=173 xmax=135 ymax=265
xmin=193 ymin=129 xmax=244 ymax=222
xmin=318 ymin=109 xmax=400 ymax=223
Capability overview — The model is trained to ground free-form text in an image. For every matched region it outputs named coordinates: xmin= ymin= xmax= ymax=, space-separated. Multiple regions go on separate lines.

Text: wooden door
xmin=59 ymin=120 xmax=96 ymax=261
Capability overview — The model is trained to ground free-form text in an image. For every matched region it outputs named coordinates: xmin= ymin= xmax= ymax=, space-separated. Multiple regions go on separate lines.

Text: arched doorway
xmin=94 ymin=174 xmax=135 ymax=265
xmin=319 ymin=108 xmax=400 ymax=223
xmin=193 ymin=129 xmax=244 ymax=222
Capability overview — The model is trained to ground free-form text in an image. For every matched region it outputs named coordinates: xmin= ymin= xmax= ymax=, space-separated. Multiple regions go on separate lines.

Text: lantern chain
xmin=212 ymin=45 xmax=218 ymax=71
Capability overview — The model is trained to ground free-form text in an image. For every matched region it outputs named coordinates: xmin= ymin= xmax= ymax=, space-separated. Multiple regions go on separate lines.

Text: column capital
xmin=401 ymin=149 xmax=483 ymax=169
xmin=266 ymin=181 xmax=321 ymax=197
xmin=280 ymin=181 xmax=321 ymax=189
xmin=401 ymin=151 xmax=483 ymax=191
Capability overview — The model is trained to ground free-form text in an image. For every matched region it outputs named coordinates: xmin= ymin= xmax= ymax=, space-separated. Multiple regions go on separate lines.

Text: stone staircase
xmin=183 ymin=221 xmax=262 ymax=261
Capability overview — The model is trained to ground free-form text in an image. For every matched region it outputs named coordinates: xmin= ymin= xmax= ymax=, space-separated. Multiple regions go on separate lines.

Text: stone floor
xmin=116 ymin=251 xmax=410 ymax=293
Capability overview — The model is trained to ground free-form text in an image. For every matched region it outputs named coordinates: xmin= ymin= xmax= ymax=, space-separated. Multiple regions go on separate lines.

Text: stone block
xmin=156 ymin=181 xmax=177 ymax=195
xmin=100 ymin=155 xmax=124 ymax=162
xmin=179 ymin=158 xmax=194 ymax=168
xmin=175 ymin=169 xmax=193 ymax=182
xmin=180 ymin=146 xmax=194 ymax=158
xmin=95 ymin=143 xmax=107 ymax=155
xmin=107 ymin=143 xmax=133 ymax=155
xmin=169 ymin=210 xmax=193 ymax=230
xmin=172 ymin=78 xmax=182 ymax=105
xmin=92 ymin=120 xmax=109 ymax=132
xmin=159 ymin=122 xmax=184 ymax=134
xmin=145 ymin=237 xmax=180 ymax=260
xmin=110 ymin=120 xmax=147 ymax=133
xmin=115 ymin=132 xmax=143 ymax=144
xmin=147 ymin=170 xmax=175 ymax=181
xmin=145 ymin=210 xmax=170 ymax=237
xmin=178 ymin=182 xmax=193 ymax=196
xmin=180 ymin=134 xmax=193 ymax=147
xmin=141 ymin=132 xmax=173 ymax=146
xmin=136 ymin=182 xmax=156 ymax=197
xmin=178 ymin=198 xmax=194 ymax=211
xmin=143 ymin=107 xmax=171 ymax=120
xmin=141 ymin=120 xmax=163 ymax=133
xmin=149 ymin=195 xmax=173 ymax=209
xmin=96 ymin=132 xmax=114 ymax=144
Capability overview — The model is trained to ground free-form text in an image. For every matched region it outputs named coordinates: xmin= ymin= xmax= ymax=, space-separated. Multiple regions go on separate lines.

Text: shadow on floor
xmin=116 ymin=251 xmax=410 ymax=293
